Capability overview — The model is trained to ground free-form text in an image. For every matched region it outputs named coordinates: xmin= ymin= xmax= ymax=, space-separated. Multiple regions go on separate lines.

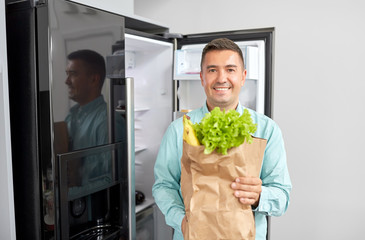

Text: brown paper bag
xmin=181 ymin=137 xmax=267 ymax=240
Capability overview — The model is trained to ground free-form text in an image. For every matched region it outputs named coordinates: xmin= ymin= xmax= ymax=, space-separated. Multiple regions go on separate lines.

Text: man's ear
xmin=200 ymin=71 xmax=204 ymax=86
xmin=241 ymin=69 xmax=247 ymax=86
xmin=91 ymin=73 xmax=100 ymax=86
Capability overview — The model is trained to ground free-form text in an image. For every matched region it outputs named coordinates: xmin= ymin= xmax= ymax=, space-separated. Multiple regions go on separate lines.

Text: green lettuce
xmin=193 ymin=107 xmax=257 ymax=155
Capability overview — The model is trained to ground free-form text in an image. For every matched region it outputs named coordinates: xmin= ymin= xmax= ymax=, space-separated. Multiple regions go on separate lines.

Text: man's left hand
xmin=231 ymin=176 xmax=262 ymax=207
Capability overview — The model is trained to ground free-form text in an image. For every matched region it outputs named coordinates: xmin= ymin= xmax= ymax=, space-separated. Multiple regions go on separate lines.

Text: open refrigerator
xmin=125 ymin=28 xmax=273 ymax=240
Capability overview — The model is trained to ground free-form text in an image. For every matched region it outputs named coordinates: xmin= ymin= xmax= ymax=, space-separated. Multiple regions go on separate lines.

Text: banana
xmin=183 ymin=115 xmax=200 ymax=146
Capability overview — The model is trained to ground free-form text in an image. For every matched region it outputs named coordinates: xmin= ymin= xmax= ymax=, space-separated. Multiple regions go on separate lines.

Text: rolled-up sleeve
xmin=152 ymin=123 xmax=185 ymax=236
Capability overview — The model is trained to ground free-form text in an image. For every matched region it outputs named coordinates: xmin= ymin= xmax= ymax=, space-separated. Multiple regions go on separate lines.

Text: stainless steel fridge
xmin=6 ymin=0 xmax=273 ymax=239
xmin=6 ymin=0 xmax=139 ymax=239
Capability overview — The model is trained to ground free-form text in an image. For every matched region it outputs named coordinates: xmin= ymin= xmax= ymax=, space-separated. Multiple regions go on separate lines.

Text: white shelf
xmin=135 ymin=107 xmax=150 ymax=112
xmin=135 ymin=197 xmax=155 ymax=214
xmin=135 ymin=145 xmax=147 ymax=154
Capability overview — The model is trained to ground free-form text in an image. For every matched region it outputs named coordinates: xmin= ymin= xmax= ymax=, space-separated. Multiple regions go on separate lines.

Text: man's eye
xmin=227 ymin=68 xmax=235 ymax=72
xmin=66 ymin=71 xmax=77 ymax=77
xmin=208 ymin=69 xmax=217 ymax=72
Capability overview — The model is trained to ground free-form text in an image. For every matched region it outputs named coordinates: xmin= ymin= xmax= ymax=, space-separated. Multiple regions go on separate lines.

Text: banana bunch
xmin=183 ymin=115 xmax=200 ymax=146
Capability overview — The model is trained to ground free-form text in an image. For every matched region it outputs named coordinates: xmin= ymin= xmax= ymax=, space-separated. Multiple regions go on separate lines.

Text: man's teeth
xmin=215 ymin=88 xmax=229 ymax=90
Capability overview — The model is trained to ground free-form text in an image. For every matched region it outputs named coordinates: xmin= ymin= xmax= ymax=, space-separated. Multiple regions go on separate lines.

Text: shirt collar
xmin=202 ymin=101 xmax=244 ymax=114
xmin=78 ymin=95 xmax=104 ymax=113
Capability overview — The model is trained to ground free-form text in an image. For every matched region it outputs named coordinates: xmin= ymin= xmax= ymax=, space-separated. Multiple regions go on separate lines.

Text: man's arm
xmin=231 ymin=123 xmax=292 ymax=216
xmin=152 ymin=124 xmax=186 ymax=235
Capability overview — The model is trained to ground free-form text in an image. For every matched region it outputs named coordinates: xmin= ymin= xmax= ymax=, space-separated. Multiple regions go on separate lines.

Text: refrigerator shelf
xmin=135 ymin=145 xmax=147 ymax=153
xmin=135 ymin=107 xmax=150 ymax=112
xmin=135 ymin=198 xmax=155 ymax=214
xmin=115 ymin=107 xmax=150 ymax=114
xmin=115 ymin=109 xmax=125 ymax=114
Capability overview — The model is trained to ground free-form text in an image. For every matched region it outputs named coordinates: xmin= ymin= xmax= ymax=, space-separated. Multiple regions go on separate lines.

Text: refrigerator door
xmin=47 ymin=0 xmax=134 ymax=239
xmin=124 ymin=32 xmax=174 ymax=239
xmin=174 ymin=29 xmax=274 ymax=118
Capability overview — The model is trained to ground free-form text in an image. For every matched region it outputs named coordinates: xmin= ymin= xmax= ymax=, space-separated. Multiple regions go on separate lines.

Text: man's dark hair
xmin=67 ymin=49 xmax=106 ymax=89
xmin=201 ymin=38 xmax=245 ymax=69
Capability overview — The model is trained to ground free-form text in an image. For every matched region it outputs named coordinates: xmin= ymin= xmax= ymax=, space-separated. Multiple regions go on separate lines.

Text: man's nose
xmin=65 ymin=75 xmax=71 ymax=85
xmin=217 ymin=70 xmax=227 ymax=83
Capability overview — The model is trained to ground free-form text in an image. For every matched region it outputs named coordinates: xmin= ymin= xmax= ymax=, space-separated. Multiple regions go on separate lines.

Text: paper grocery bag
xmin=180 ymin=137 xmax=267 ymax=240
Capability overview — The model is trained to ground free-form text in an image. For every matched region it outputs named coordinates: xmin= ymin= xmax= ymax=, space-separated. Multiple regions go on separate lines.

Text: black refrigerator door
xmin=175 ymin=29 xmax=274 ymax=118
xmin=48 ymin=0 xmax=136 ymax=239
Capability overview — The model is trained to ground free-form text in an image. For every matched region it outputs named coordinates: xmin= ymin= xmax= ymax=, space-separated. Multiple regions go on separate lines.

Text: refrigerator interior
xmin=174 ymin=40 xmax=266 ymax=114
xmin=125 ymin=33 xmax=174 ymax=239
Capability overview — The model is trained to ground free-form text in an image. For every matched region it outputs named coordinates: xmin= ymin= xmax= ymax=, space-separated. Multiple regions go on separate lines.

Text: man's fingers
xmin=234 ymin=189 xmax=258 ymax=199
xmin=232 ymin=182 xmax=261 ymax=192
xmin=235 ymin=177 xmax=262 ymax=185
xmin=239 ymin=197 xmax=256 ymax=205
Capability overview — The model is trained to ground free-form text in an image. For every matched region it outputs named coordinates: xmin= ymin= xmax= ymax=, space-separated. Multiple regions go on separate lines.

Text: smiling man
xmin=153 ymin=38 xmax=292 ymax=240
xmin=200 ymin=46 xmax=246 ymax=111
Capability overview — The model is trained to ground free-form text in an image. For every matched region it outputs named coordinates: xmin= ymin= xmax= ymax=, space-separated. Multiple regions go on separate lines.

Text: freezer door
xmin=174 ymin=29 xmax=273 ymax=118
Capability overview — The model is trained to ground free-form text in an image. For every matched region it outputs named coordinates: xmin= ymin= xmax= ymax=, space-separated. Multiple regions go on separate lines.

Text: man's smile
xmin=214 ymin=87 xmax=231 ymax=91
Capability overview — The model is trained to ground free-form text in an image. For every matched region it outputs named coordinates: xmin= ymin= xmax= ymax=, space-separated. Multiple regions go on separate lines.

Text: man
xmin=152 ymin=38 xmax=292 ymax=240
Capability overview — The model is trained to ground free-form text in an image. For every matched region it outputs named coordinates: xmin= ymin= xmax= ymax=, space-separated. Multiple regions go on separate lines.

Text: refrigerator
xmin=5 ymin=0 xmax=273 ymax=239
xmin=6 ymin=0 xmax=137 ymax=239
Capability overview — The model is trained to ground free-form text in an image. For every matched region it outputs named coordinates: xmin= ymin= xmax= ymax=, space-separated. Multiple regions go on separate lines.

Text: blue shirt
xmin=65 ymin=95 xmax=125 ymax=187
xmin=152 ymin=103 xmax=292 ymax=240
xmin=65 ymin=95 xmax=108 ymax=151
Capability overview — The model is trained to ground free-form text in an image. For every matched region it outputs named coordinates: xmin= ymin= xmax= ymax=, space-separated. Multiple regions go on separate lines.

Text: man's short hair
xmin=201 ymin=38 xmax=244 ymax=69
xmin=67 ymin=49 xmax=106 ymax=89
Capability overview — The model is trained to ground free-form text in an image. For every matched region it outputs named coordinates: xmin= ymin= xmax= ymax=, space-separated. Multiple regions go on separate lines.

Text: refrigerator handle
xmin=125 ymin=77 xmax=136 ymax=240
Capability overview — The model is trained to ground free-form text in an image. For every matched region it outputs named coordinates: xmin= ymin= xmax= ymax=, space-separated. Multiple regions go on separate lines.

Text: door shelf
xmin=135 ymin=145 xmax=147 ymax=154
xmin=135 ymin=107 xmax=150 ymax=112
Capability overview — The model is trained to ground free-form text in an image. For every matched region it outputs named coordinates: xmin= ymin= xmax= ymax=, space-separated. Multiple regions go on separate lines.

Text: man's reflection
xmin=64 ymin=49 xmax=124 ymax=223
xmin=65 ymin=49 xmax=108 ymax=151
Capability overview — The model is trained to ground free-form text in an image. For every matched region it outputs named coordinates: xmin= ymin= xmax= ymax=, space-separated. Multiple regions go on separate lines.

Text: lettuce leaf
xmin=193 ymin=107 xmax=257 ymax=155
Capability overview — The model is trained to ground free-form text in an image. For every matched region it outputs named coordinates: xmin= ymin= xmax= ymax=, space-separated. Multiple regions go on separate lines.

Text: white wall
xmin=0 ymin=0 xmax=16 ymax=239
xmin=134 ymin=0 xmax=365 ymax=239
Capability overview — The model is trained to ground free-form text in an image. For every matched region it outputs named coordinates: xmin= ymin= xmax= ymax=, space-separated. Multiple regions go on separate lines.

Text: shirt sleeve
xmin=253 ymin=122 xmax=292 ymax=217
xmin=152 ymin=123 xmax=185 ymax=235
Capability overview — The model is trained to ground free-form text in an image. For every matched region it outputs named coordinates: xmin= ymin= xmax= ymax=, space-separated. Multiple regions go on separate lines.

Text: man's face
xmin=65 ymin=59 xmax=94 ymax=105
xmin=200 ymin=50 xmax=246 ymax=111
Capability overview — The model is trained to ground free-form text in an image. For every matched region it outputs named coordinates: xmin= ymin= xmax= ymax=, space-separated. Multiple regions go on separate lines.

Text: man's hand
xmin=231 ymin=176 xmax=262 ymax=207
